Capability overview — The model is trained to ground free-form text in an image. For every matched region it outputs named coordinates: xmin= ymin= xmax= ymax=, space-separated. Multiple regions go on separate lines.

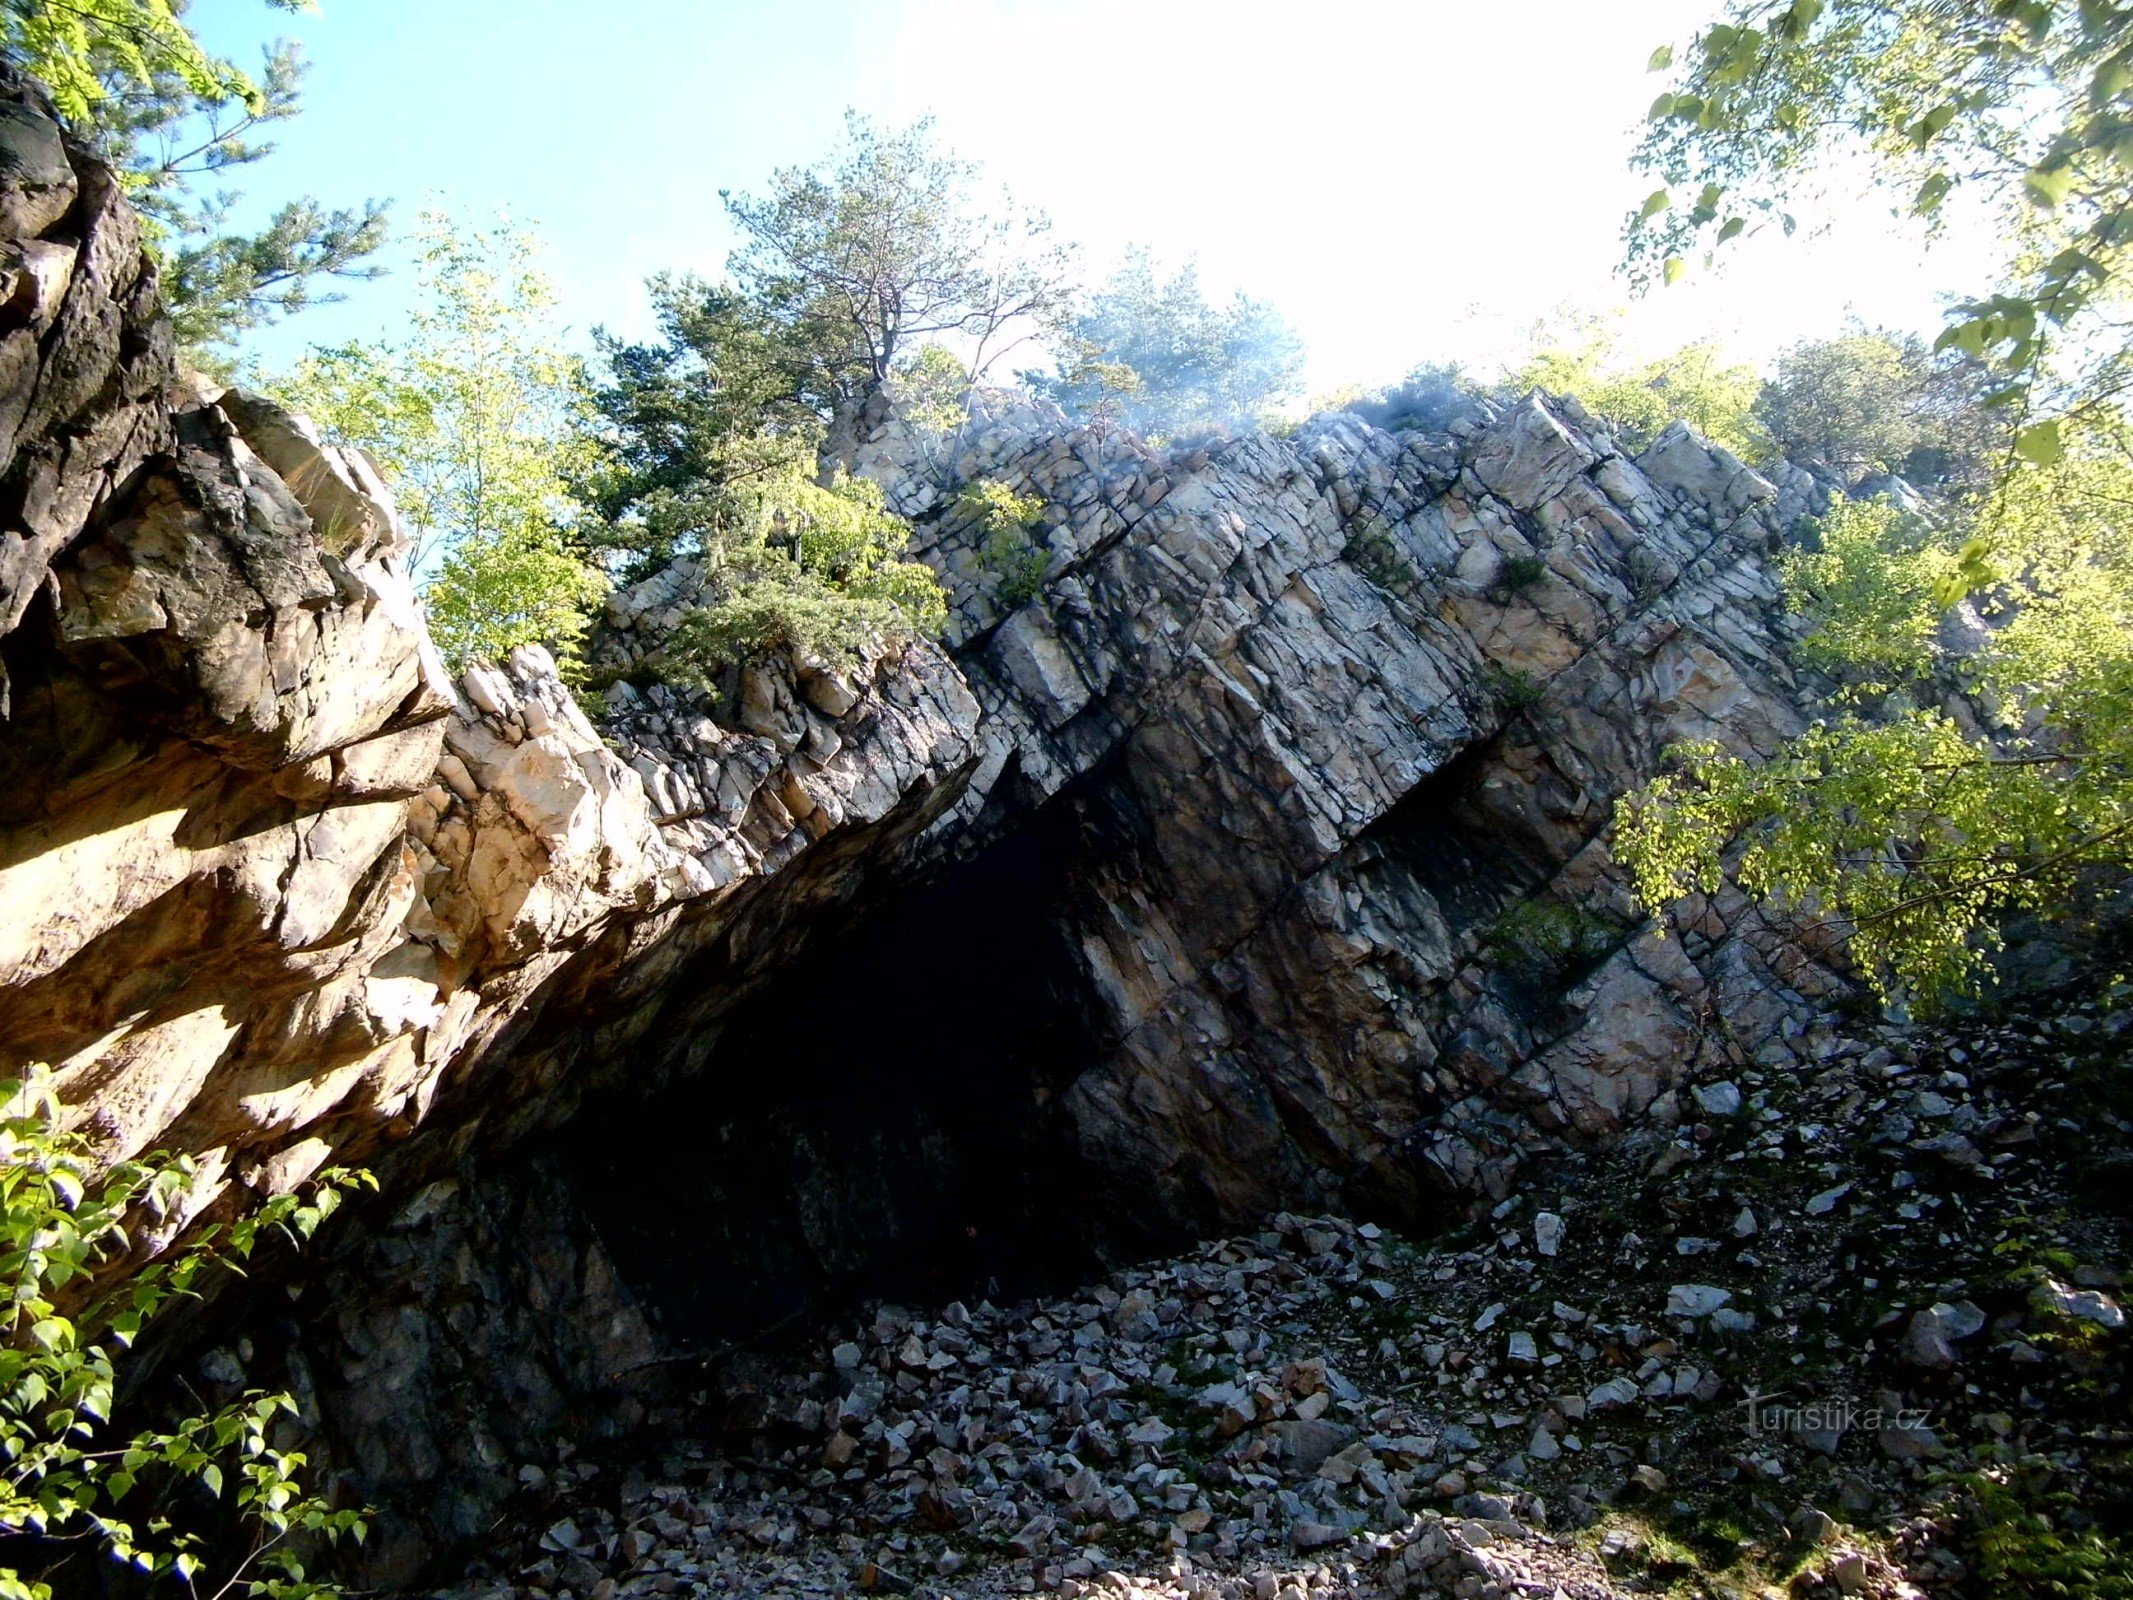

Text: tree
xmin=0 ymin=1069 xmax=370 ymax=1600
xmin=1503 ymin=307 xmax=1769 ymax=459
xmin=1620 ymin=0 xmax=2133 ymax=1005
xmin=1756 ymin=327 xmax=2004 ymax=483
xmin=574 ymin=273 xmax=948 ymax=684
xmin=574 ymin=275 xmax=830 ymax=582
xmin=3 ymin=0 xmax=387 ymax=360
xmin=272 ymin=213 xmax=608 ymax=675
xmin=1031 ymin=248 xmax=1304 ymax=435
xmin=720 ymin=111 xmax=1077 ymax=470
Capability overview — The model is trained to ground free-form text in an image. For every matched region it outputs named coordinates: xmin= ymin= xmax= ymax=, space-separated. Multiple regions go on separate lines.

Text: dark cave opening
xmin=555 ymin=781 xmax=1139 ymax=1352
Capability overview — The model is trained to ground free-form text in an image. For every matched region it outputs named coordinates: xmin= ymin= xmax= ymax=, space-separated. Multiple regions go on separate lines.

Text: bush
xmin=1497 ymin=554 xmax=1550 ymax=593
xmin=656 ymin=470 xmax=946 ymax=685
xmin=1344 ymin=363 xmax=1485 ymax=434
xmin=0 ymin=1071 xmax=371 ymax=1599
xmin=1481 ymin=663 xmax=1546 ymax=711
xmin=1483 ymin=899 xmax=1619 ymax=994
xmin=958 ymin=480 xmax=1050 ymax=609
xmin=1504 ymin=310 xmax=1768 ymax=460
xmin=1954 ymin=1462 xmax=2133 ymax=1600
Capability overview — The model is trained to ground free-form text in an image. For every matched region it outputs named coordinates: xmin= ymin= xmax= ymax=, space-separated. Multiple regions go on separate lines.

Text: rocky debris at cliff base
xmin=424 ymin=987 xmax=2130 ymax=1600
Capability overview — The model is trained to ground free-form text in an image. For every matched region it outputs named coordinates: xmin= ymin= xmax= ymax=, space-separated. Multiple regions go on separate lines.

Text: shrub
xmin=1497 ymin=554 xmax=1550 ymax=593
xmin=1954 ymin=1462 xmax=2133 ymax=1600
xmin=1483 ymin=899 xmax=1619 ymax=994
xmin=1481 ymin=663 xmax=1546 ymax=711
xmin=657 ymin=470 xmax=946 ymax=685
xmin=1504 ymin=309 xmax=1769 ymax=461
xmin=958 ymin=480 xmax=1051 ymax=609
xmin=0 ymin=1070 xmax=371 ymax=1599
xmin=1346 ymin=517 xmax=1417 ymax=599
xmin=1344 ymin=363 xmax=1485 ymax=434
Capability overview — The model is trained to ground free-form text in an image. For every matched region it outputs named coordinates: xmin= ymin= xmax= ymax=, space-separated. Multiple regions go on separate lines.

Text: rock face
xmin=849 ymin=389 xmax=1839 ymax=1226
xmin=0 ymin=68 xmax=1853 ymax=1582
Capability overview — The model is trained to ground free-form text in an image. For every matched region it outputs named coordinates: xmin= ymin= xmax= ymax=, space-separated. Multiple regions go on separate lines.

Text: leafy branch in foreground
xmin=1618 ymin=715 xmax=2132 ymax=1004
xmin=0 ymin=1070 xmax=371 ymax=1599
xmin=0 ymin=0 xmax=287 ymax=125
xmin=1629 ymin=0 xmax=2133 ymax=455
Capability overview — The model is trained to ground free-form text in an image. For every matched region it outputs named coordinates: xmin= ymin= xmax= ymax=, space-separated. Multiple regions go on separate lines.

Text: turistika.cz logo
xmin=1737 ymin=1387 xmax=1929 ymax=1438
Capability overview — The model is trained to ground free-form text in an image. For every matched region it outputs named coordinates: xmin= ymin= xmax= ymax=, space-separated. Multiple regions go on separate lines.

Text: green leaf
xmin=2014 ymin=419 xmax=2065 ymax=465
xmin=1662 ymin=255 xmax=1686 ymax=285
xmin=1716 ymin=216 xmax=1746 ymax=243
xmin=1638 ymin=188 xmax=1672 ymax=222
xmin=2025 ymin=163 xmax=2075 ymax=209
xmin=1647 ymin=43 xmax=1674 ymax=71
xmin=1783 ymin=0 xmax=1824 ymax=33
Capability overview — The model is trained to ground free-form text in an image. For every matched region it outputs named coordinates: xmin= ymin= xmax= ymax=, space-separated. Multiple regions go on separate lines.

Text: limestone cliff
xmin=0 ymin=68 xmax=1854 ymax=1581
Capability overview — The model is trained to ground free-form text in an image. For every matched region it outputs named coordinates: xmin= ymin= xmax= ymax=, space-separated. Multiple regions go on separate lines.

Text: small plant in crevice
xmin=1482 ymin=898 xmax=1621 ymax=998
xmin=1345 ymin=516 xmax=1418 ymax=600
xmin=1496 ymin=553 xmax=1550 ymax=594
xmin=959 ymin=479 xmax=1051 ymax=609
xmin=1480 ymin=662 xmax=1546 ymax=711
xmin=0 ymin=1070 xmax=374 ymax=1600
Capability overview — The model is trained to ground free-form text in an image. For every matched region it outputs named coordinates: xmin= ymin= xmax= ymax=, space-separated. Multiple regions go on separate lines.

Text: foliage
xmin=422 ymin=525 xmax=610 ymax=678
xmin=0 ymin=1070 xmax=371 ymax=1599
xmin=1483 ymin=899 xmax=1620 ymax=994
xmin=655 ymin=469 xmax=945 ymax=685
xmin=891 ymin=343 xmax=975 ymax=439
xmin=272 ymin=213 xmax=607 ymax=675
xmin=1629 ymin=0 xmax=2133 ymax=444
xmin=1756 ymin=327 xmax=2002 ymax=482
xmin=1482 ymin=662 xmax=1547 ymax=711
xmin=1503 ymin=308 xmax=1768 ymax=458
xmin=3 ymin=0 xmax=388 ymax=361
xmin=1345 ymin=516 xmax=1419 ymax=599
xmin=1780 ymin=497 xmax=1959 ymax=684
xmin=1341 ymin=362 xmax=1486 ymax=434
xmin=1497 ymin=554 xmax=1551 ymax=593
xmin=1 ymin=0 xmax=280 ymax=124
xmin=1953 ymin=1461 xmax=2133 ymax=1599
xmin=959 ymin=479 xmax=1049 ymax=607
xmin=1625 ymin=414 xmax=2133 ymax=1004
xmin=1619 ymin=0 xmax=2133 ymax=1006
xmin=1031 ymin=248 xmax=1303 ymax=435
xmin=721 ymin=111 xmax=1076 ymax=461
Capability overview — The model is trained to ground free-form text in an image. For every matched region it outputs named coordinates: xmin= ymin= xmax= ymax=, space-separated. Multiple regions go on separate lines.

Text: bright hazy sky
xmin=195 ymin=0 xmax=2011 ymax=392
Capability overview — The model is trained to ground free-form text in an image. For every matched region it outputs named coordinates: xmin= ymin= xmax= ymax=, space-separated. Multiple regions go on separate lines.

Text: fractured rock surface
xmin=0 ymin=64 xmax=1880 ymax=1579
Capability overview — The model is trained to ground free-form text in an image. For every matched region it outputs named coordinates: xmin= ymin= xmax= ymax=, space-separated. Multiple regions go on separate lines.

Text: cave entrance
xmin=555 ymin=791 xmax=1119 ymax=1351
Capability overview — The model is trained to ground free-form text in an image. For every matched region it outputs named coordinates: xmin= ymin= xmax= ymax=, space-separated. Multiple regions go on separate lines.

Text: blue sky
xmin=195 ymin=0 xmax=2010 ymax=393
